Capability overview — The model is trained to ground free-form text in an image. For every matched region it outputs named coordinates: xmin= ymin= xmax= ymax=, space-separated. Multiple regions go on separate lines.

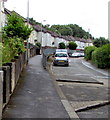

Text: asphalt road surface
xmin=52 ymin=57 xmax=110 ymax=119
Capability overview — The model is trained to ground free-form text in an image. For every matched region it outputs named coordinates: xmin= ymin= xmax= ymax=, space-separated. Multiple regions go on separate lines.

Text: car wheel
xmin=66 ymin=64 xmax=69 ymax=66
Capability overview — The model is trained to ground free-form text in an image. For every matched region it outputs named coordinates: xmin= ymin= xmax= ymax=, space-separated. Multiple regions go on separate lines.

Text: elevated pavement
xmin=2 ymin=55 xmax=70 ymax=119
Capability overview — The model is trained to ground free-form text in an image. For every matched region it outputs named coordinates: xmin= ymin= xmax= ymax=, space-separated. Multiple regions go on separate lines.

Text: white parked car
xmin=56 ymin=49 xmax=68 ymax=53
xmin=53 ymin=52 xmax=69 ymax=66
xmin=80 ymin=52 xmax=85 ymax=57
xmin=71 ymin=52 xmax=81 ymax=57
xmin=71 ymin=52 xmax=85 ymax=57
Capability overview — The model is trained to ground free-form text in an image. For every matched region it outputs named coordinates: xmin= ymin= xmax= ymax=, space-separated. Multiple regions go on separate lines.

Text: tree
xmin=93 ymin=37 xmax=110 ymax=47
xmin=58 ymin=42 xmax=66 ymax=49
xmin=3 ymin=12 xmax=33 ymax=40
xmin=2 ymin=12 xmax=32 ymax=64
xmin=29 ymin=18 xmax=41 ymax=26
xmin=68 ymin=41 xmax=77 ymax=50
xmin=49 ymin=24 xmax=93 ymax=39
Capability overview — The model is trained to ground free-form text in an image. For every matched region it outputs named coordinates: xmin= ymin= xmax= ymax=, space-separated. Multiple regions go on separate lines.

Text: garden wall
xmin=0 ymin=46 xmax=37 ymax=119
xmin=0 ymin=71 xmax=3 ymax=120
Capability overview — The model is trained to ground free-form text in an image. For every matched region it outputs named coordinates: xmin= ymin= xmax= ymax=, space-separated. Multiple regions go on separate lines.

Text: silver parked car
xmin=53 ymin=52 xmax=69 ymax=66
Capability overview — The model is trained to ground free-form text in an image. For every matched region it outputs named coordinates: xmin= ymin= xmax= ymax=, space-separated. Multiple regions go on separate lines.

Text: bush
xmin=36 ymin=42 xmax=41 ymax=48
xmin=2 ymin=37 xmax=26 ymax=64
xmin=68 ymin=41 xmax=77 ymax=50
xmin=2 ymin=12 xmax=31 ymax=64
xmin=0 ymin=43 xmax=2 ymax=66
xmin=2 ymin=43 xmax=12 ymax=64
xmin=92 ymin=44 xmax=110 ymax=68
xmin=58 ymin=42 xmax=66 ymax=49
xmin=3 ymin=12 xmax=33 ymax=40
xmin=93 ymin=37 xmax=110 ymax=47
xmin=84 ymin=46 xmax=96 ymax=60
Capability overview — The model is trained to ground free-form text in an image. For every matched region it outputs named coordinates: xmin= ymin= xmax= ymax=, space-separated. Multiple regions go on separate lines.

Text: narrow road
xmin=52 ymin=57 xmax=110 ymax=119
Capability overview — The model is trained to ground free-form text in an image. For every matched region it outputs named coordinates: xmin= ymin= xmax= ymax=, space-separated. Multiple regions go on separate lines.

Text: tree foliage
xmin=2 ymin=37 xmax=26 ymax=64
xmin=49 ymin=24 xmax=92 ymax=39
xmin=68 ymin=41 xmax=77 ymax=50
xmin=93 ymin=37 xmax=110 ymax=47
xmin=3 ymin=13 xmax=33 ymax=40
xmin=58 ymin=42 xmax=66 ymax=49
xmin=29 ymin=18 xmax=42 ymax=26
xmin=36 ymin=42 xmax=41 ymax=48
xmin=92 ymin=44 xmax=110 ymax=68
xmin=2 ymin=13 xmax=32 ymax=64
xmin=84 ymin=46 xmax=96 ymax=60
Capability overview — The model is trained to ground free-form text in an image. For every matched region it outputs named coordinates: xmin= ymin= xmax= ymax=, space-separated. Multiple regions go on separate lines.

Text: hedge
xmin=68 ymin=41 xmax=77 ymax=50
xmin=2 ymin=37 xmax=26 ymax=64
xmin=58 ymin=42 xmax=66 ymax=49
xmin=84 ymin=46 xmax=96 ymax=60
xmin=92 ymin=44 xmax=110 ymax=68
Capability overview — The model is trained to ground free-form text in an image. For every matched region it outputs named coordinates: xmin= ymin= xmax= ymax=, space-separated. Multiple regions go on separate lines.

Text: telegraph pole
xmin=27 ymin=0 xmax=29 ymax=63
xmin=108 ymin=1 xmax=110 ymax=41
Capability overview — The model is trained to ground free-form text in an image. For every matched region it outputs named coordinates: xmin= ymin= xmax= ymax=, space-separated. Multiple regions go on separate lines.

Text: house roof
xmin=4 ymin=8 xmax=12 ymax=15
xmin=4 ymin=8 xmax=27 ymax=22
xmin=33 ymin=24 xmax=48 ymax=33
xmin=86 ymin=39 xmax=93 ymax=43
xmin=4 ymin=8 xmax=93 ymax=44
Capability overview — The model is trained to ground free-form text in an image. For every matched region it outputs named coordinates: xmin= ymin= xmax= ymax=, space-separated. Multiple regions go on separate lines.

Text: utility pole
xmin=88 ymin=28 xmax=90 ymax=46
xmin=27 ymin=0 xmax=29 ymax=63
xmin=41 ymin=20 xmax=46 ymax=47
xmin=108 ymin=1 xmax=110 ymax=41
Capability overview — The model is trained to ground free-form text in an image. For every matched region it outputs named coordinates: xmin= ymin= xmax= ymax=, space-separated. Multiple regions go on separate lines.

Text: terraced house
xmin=2 ymin=7 xmax=93 ymax=49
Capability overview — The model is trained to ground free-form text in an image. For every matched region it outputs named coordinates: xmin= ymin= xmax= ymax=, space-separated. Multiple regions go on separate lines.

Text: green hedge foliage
xmin=84 ymin=46 xmax=96 ymax=60
xmin=92 ymin=44 xmax=110 ymax=68
xmin=2 ymin=37 xmax=26 ymax=64
xmin=68 ymin=41 xmax=77 ymax=50
xmin=58 ymin=42 xmax=66 ymax=49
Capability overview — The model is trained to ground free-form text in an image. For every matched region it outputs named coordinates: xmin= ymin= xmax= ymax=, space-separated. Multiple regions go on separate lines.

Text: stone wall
xmin=0 ymin=71 xmax=3 ymax=120
xmin=0 ymin=46 xmax=37 ymax=119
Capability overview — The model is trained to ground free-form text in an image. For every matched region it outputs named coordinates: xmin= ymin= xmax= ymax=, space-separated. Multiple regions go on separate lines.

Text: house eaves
xmin=4 ymin=8 xmax=12 ymax=15
xmin=4 ymin=8 xmax=27 ymax=22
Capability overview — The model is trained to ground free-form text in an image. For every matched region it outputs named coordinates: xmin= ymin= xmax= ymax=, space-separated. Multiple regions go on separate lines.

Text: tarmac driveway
xmin=52 ymin=57 xmax=110 ymax=119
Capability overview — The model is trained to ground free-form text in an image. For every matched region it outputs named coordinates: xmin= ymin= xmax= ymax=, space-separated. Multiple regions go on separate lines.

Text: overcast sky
xmin=4 ymin=0 xmax=109 ymax=39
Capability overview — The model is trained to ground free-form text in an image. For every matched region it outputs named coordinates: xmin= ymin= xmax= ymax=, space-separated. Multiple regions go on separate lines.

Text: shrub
xmin=2 ymin=12 xmax=31 ymax=64
xmin=2 ymin=37 xmax=26 ymax=64
xmin=0 ymin=43 xmax=2 ymax=66
xmin=68 ymin=41 xmax=77 ymax=50
xmin=2 ymin=43 xmax=12 ymax=64
xmin=92 ymin=44 xmax=110 ymax=68
xmin=93 ymin=37 xmax=110 ymax=47
xmin=3 ymin=12 xmax=33 ymax=40
xmin=58 ymin=42 xmax=66 ymax=49
xmin=36 ymin=42 xmax=41 ymax=48
xmin=84 ymin=46 xmax=96 ymax=60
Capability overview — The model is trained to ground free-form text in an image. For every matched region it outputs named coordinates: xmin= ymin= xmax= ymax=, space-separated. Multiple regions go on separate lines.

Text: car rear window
xmin=55 ymin=53 xmax=67 ymax=57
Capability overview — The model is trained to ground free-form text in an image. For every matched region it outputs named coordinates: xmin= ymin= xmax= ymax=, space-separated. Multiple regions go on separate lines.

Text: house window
xmin=52 ymin=42 xmax=54 ymax=45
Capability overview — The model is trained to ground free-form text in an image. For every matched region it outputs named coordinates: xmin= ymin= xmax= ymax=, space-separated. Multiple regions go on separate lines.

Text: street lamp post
xmin=26 ymin=0 xmax=29 ymax=63
xmin=108 ymin=2 xmax=110 ymax=41
xmin=41 ymin=20 xmax=46 ymax=46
